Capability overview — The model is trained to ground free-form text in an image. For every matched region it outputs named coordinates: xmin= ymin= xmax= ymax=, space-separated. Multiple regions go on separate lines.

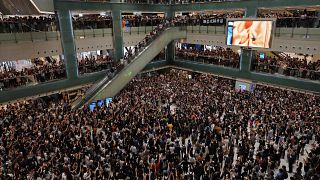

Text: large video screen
xmin=226 ymin=20 xmax=273 ymax=48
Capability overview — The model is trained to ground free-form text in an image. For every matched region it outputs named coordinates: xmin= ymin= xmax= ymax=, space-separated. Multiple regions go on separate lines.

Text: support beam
xmin=56 ymin=10 xmax=78 ymax=80
xmin=166 ymin=7 xmax=175 ymax=63
xmin=240 ymin=48 xmax=254 ymax=72
xmin=112 ymin=9 xmax=123 ymax=61
xmin=166 ymin=42 xmax=175 ymax=63
xmin=239 ymin=6 xmax=257 ymax=72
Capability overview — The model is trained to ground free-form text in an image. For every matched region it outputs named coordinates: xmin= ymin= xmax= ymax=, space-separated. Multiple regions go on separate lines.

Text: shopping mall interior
xmin=0 ymin=0 xmax=319 ymax=179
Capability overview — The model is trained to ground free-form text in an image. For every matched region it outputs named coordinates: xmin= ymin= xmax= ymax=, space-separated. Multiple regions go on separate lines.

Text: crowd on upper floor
xmin=0 ymin=70 xmax=319 ymax=179
xmin=0 ymin=60 xmax=66 ymax=90
xmin=123 ymin=0 xmax=247 ymax=4
xmin=1 ymin=9 xmax=318 ymax=33
xmin=0 ymin=55 xmax=114 ymax=90
xmin=0 ymin=16 xmax=57 ymax=33
xmin=176 ymin=46 xmax=240 ymax=68
xmin=0 ymin=20 xmax=171 ymax=90
xmin=258 ymin=9 xmax=320 ymax=28
xmin=253 ymin=54 xmax=320 ymax=80
xmin=78 ymin=54 xmax=112 ymax=74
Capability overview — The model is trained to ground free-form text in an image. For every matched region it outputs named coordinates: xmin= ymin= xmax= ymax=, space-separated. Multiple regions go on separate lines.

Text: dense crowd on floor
xmin=176 ymin=47 xmax=240 ymax=68
xmin=253 ymin=54 xmax=320 ymax=80
xmin=0 ymin=70 xmax=319 ymax=179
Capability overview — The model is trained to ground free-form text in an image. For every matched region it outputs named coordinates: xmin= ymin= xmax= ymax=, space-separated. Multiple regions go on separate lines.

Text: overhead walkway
xmin=72 ymin=27 xmax=187 ymax=109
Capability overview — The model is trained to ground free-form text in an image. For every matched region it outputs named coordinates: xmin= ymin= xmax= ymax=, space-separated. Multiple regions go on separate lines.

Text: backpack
xmin=283 ymin=171 xmax=288 ymax=179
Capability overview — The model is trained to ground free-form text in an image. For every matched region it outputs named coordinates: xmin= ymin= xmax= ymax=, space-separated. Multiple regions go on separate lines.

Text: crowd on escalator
xmin=253 ymin=54 xmax=320 ymax=80
xmin=176 ymin=46 xmax=240 ymax=68
xmin=0 ymin=70 xmax=319 ymax=179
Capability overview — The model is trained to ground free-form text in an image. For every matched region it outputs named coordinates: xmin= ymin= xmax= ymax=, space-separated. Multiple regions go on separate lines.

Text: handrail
xmin=253 ymin=63 xmax=320 ymax=81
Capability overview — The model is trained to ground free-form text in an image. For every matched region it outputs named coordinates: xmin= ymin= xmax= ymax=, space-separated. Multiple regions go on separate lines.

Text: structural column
xmin=166 ymin=8 xmax=175 ymax=64
xmin=240 ymin=49 xmax=255 ymax=72
xmin=56 ymin=10 xmax=78 ymax=80
xmin=112 ymin=9 xmax=124 ymax=61
xmin=240 ymin=7 xmax=257 ymax=72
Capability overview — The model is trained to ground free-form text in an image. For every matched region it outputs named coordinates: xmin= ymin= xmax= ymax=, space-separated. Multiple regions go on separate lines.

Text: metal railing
xmin=253 ymin=63 xmax=320 ymax=81
xmin=78 ymin=61 xmax=113 ymax=74
xmin=176 ymin=54 xmax=240 ymax=68
xmin=1 ymin=23 xmax=320 ymax=43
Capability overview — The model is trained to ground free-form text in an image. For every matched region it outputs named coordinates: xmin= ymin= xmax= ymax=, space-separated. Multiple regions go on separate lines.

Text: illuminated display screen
xmin=97 ymin=100 xmax=104 ymax=107
xmin=105 ymin=98 xmax=113 ymax=107
xmin=226 ymin=20 xmax=273 ymax=48
xmin=89 ymin=102 xmax=96 ymax=112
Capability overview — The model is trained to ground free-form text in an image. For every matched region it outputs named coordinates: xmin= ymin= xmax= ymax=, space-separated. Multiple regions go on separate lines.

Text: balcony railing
xmin=0 ymin=23 xmax=319 ymax=43
xmin=176 ymin=54 xmax=240 ymax=69
xmin=253 ymin=63 xmax=320 ymax=81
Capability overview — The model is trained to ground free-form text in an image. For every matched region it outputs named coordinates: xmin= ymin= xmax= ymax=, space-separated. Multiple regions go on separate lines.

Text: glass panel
xmin=31 ymin=32 xmax=46 ymax=41
xmin=0 ymin=33 xmax=16 ymax=43
xmin=15 ymin=33 xmax=32 ymax=41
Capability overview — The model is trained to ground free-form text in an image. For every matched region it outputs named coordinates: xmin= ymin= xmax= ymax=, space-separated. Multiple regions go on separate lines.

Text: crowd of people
xmin=253 ymin=54 xmax=320 ymax=80
xmin=0 ymin=55 xmax=116 ymax=90
xmin=72 ymin=15 xmax=113 ymax=30
xmin=258 ymin=9 xmax=320 ymax=28
xmin=0 ymin=18 xmax=175 ymax=91
xmin=0 ymin=69 xmax=319 ymax=179
xmin=176 ymin=46 xmax=240 ymax=68
xmin=123 ymin=0 xmax=245 ymax=4
xmin=0 ymin=61 xmax=66 ymax=90
xmin=0 ymin=16 xmax=57 ymax=33
xmin=78 ymin=54 xmax=113 ymax=74
xmin=2 ymin=9 xmax=318 ymax=33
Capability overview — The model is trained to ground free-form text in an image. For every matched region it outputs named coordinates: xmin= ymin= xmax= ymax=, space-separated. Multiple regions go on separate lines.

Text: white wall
xmin=0 ymin=34 xmax=147 ymax=61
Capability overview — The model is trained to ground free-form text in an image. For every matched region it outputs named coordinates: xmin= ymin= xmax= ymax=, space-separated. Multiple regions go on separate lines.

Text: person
xmin=0 ymin=69 xmax=319 ymax=179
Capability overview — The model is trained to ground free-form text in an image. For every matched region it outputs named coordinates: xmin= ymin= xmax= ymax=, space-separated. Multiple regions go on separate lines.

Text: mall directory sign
xmin=226 ymin=19 xmax=275 ymax=49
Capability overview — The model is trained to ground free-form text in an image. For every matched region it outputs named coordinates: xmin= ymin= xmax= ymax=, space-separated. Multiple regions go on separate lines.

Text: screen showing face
xmin=227 ymin=20 xmax=273 ymax=48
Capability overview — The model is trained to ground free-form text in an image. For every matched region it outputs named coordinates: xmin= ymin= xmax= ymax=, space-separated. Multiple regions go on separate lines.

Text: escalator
xmin=271 ymin=51 xmax=287 ymax=59
xmin=72 ymin=27 xmax=187 ymax=109
xmin=0 ymin=0 xmax=39 ymax=15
